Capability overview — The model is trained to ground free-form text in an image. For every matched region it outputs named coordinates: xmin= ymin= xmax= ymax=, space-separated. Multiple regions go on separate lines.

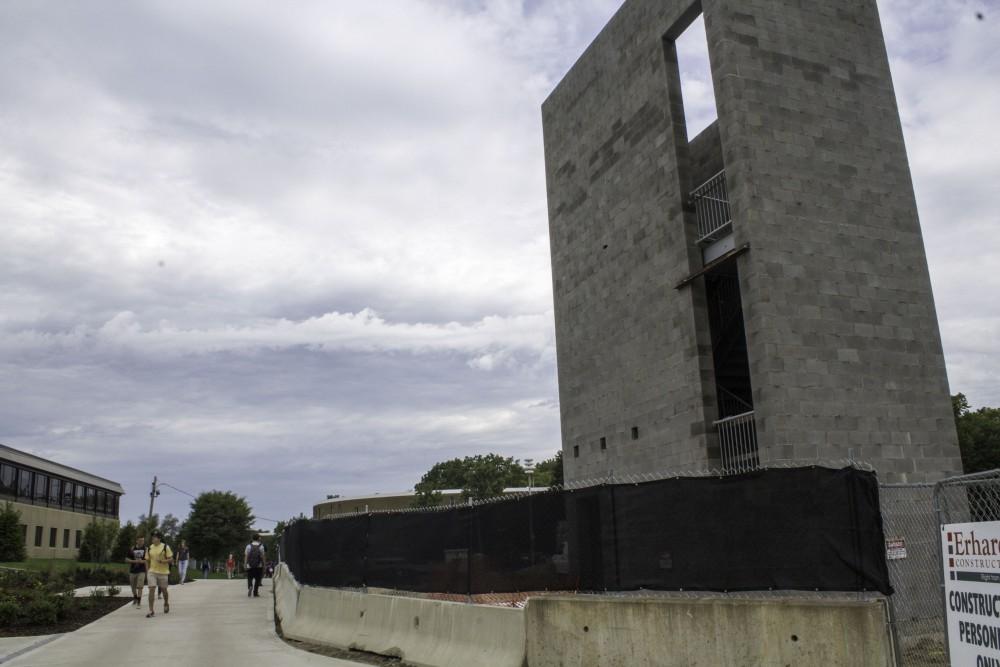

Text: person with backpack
xmin=244 ymin=534 xmax=266 ymax=597
xmin=125 ymin=535 xmax=148 ymax=607
xmin=144 ymin=530 xmax=172 ymax=618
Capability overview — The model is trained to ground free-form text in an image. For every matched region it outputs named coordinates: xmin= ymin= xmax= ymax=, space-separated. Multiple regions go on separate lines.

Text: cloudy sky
xmin=1 ymin=0 xmax=996 ymax=527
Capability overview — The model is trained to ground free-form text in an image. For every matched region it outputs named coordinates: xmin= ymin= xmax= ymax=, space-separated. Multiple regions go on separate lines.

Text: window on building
xmin=75 ymin=530 xmax=82 ymax=548
xmin=49 ymin=527 xmax=57 ymax=547
xmin=573 ymin=445 xmax=580 ymax=458
xmin=673 ymin=14 xmax=718 ymax=140
xmin=0 ymin=464 xmax=15 ymax=496
xmin=17 ymin=468 xmax=32 ymax=499
xmin=600 ymin=437 xmax=607 ymax=450
xmin=33 ymin=473 xmax=47 ymax=502
xmin=631 ymin=426 xmax=639 ymax=440
xmin=34 ymin=525 xmax=43 ymax=547
xmin=63 ymin=528 xmax=70 ymax=548
xmin=74 ymin=483 xmax=85 ymax=509
xmin=49 ymin=478 xmax=61 ymax=505
xmin=63 ymin=481 xmax=74 ymax=508
xmin=110 ymin=494 xmax=119 ymax=516
xmin=85 ymin=487 xmax=96 ymax=512
xmin=20 ymin=524 xmax=27 ymax=544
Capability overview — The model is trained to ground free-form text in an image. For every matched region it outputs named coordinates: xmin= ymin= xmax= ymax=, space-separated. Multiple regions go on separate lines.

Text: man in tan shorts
xmin=125 ymin=535 xmax=147 ymax=607
xmin=144 ymin=530 xmax=173 ymax=618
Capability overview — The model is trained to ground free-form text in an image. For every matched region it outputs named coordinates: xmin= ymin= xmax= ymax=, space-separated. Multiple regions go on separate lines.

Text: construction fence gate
xmin=883 ymin=468 xmax=1000 ymax=666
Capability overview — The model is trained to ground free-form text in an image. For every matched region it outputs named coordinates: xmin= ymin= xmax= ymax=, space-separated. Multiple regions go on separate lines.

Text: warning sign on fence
xmin=942 ymin=521 xmax=1000 ymax=665
xmin=886 ymin=537 xmax=907 ymax=560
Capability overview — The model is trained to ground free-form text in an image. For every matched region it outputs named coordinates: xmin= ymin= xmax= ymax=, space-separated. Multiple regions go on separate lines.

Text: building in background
xmin=542 ymin=0 xmax=961 ymax=483
xmin=313 ymin=487 xmax=550 ymax=519
xmin=0 ymin=444 xmax=123 ymax=559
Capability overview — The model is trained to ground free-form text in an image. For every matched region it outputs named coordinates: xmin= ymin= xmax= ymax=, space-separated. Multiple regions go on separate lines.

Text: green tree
xmin=954 ymin=393 xmax=1000 ymax=473
xmin=112 ymin=521 xmax=138 ymax=561
xmin=0 ymin=502 xmax=26 ymax=562
xmin=183 ymin=491 xmax=255 ymax=562
xmin=413 ymin=454 xmax=529 ymax=505
xmin=532 ymin=451 xmax=564 ymax=487
xmin=159 ymin=513 xmax=181 ymax=542
xmin=136 ymin=513 xmax=159 ymax=541
xmin=78 ymin=518 xmax=119 ymax=563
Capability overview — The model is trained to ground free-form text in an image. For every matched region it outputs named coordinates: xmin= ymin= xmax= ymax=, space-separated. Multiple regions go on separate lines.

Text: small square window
xmin=631 ymin=426 xmax=639 ymax=440
xmin=600 ymin=437 xmax=607 ymax=450
xmin=573 ymin=445 xmax=580 ymax=458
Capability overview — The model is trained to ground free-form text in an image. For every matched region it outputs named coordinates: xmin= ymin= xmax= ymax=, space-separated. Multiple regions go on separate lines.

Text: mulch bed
xmin=0 ymin=598 xmax=130 ymax=637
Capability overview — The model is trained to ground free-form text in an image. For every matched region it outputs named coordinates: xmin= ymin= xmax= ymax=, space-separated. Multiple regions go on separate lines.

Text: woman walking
xmin=226 ymin=553 xmax=235 ymax=579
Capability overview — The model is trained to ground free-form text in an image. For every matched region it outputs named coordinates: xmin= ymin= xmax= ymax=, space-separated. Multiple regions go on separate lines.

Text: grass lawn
xmin=0 ymin=558 xmax=128 ymax=572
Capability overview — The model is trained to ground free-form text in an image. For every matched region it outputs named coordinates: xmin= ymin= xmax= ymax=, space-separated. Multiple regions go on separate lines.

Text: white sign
xmin=886 ymin=537 xmax=907 ymax=560
xmin=943 ymin=521 xmax=1000 ymax=666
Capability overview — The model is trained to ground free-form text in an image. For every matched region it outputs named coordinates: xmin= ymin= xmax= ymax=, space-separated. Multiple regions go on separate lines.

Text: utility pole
xmin=147 ymin=476 xmax=160 ymax=540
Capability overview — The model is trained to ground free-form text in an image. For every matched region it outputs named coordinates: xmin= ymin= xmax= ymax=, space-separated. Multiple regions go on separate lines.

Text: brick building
xmin=542 ymin=0 xmax=961 ymax=483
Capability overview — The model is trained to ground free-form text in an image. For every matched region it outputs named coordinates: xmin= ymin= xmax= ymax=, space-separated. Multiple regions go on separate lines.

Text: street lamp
xmin=523 ymin=459 xmax=536 ymax=566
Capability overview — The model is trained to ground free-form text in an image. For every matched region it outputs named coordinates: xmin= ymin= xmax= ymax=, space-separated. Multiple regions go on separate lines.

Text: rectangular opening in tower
xmin=674 ymin=14 xmax=717 ymax=140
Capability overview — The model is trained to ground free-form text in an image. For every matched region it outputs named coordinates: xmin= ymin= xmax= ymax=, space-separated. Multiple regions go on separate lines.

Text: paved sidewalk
xmin=5 ymin=579 xmax=365 ymax=666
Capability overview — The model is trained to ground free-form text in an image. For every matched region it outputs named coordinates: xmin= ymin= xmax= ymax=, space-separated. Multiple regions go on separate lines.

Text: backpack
xmin=247 ymin=543 xmax=263 ymax=568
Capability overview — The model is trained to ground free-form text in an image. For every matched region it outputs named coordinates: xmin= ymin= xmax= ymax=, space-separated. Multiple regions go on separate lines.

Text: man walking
xmin=176 ymin=539 xmax=190 ymax=584
xmin=125 ymin=535 xmax=147 ymax=607
xmin=244 ymin=534 xmax=266 ymax=597
xmin=145 ymin=530 xmax=173 ymax=618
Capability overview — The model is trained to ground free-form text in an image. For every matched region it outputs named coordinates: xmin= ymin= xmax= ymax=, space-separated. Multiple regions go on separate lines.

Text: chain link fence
xmin=882 ymin=469 xmax=1000 ymax=666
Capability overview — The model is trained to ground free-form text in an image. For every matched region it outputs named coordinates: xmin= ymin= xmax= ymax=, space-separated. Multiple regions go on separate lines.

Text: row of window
xmin=573 ymin=427 xmax=641 ymax=457
xmin=20 ymin=524 xmax=83 ymax=549
xmin=0 ymin=462 xmax=120 ymax=517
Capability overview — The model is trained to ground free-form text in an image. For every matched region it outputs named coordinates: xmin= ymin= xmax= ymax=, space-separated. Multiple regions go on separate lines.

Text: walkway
xmin=4 ymin=579 xmax=364 ymax=666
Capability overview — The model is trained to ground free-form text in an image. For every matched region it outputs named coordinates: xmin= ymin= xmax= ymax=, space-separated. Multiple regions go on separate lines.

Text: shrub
xmin=0 ymin=598 xmax=19 ymax=626
xmin=73 ymin=565 xmax=128 ymax=586
xmin=25 ymin=598 xmax=58 ymax=625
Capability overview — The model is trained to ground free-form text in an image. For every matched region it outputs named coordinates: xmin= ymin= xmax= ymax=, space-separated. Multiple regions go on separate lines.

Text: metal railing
xmin=715 ymin=410 xmax=759 ymax=474
xmin=690 ymin=170 xmax=732 ymax=244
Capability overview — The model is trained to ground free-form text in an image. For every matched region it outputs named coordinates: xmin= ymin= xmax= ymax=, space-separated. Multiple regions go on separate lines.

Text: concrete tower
xmin=543 ymin=0 xmax=962 ymax=484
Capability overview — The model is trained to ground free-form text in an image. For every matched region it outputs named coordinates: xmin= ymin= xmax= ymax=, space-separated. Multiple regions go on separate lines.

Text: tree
xmin=0 ymin=502 xmax=26 ymax=562
xmin=533 ymin=451 xmax=564 ymax=487
xmin=77 ymin=518 xmax=119 ymax=563
xmin=159 ymin=514 xmax=181 ymax=542
xmin=183 ymin=491 xmax=255 ymax=562
xmin=413 ymin=454 xmax=528 ymax=505
xmin=136 ymin=513 xmax=159 ymax=541
xmin=954 ymin=393 xmax=1000 ymax=473
xmin=113 ymin=521 xmax=138 ymax=561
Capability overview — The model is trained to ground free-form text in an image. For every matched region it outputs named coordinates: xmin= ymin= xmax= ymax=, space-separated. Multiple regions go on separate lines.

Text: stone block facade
xmin=543 ymin=0 xmax=961 ymax=483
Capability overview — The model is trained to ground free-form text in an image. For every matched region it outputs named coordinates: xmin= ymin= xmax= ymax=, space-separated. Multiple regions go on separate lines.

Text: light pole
xmin=147 ymin=476 xmax=160 ymax=542
xmin=523 ymin=459 xmax=535 ymax=566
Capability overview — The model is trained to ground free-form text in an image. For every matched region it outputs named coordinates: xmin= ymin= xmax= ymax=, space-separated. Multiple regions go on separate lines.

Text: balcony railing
xmin=690 ymin=170 xmax=732 ymax=244
xmin=715 ymin=410 xmax=759 ymax=475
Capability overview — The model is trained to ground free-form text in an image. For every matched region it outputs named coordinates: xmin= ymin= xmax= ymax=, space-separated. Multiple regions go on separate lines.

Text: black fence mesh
xmin=282 ymin=466 xmax=891 ymax=595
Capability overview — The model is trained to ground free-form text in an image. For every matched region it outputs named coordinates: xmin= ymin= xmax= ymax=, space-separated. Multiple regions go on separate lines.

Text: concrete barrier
xmin=273 ymin=565 xmax=525 ymax=667
xmin=524 ymin=595 xmax=896 ymax=667
xmin=272 ymin=563 xmax=301 ymax=633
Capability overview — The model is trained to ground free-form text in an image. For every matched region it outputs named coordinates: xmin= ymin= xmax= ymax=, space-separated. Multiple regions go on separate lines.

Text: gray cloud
xmin=0 ymin=0 xmax=995 ymax=524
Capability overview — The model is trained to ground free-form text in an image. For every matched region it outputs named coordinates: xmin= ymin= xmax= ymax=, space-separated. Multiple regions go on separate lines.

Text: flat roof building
xmin=543 ymin=0 xmax=962 ymax=483
xmin=0 ymin=444 xmax=123 ymax=559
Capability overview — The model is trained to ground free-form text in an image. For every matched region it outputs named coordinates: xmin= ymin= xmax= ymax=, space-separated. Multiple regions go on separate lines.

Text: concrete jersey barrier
xmin=524 ymin=595 xmax=896 ymax=667
xmin=273 ymin=564 xmax=526 ymax=667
